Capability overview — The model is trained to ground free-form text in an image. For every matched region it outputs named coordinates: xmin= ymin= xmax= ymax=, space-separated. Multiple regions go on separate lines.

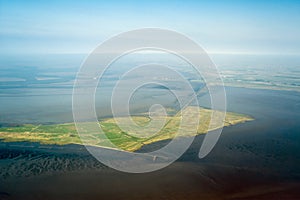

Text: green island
xmin=0 ymin=106 xmax=253 ymax=152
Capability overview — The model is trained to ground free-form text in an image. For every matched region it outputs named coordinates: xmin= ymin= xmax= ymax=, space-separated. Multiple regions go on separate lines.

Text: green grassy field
xmin=0 ymin=106 xmax=253 ymax=152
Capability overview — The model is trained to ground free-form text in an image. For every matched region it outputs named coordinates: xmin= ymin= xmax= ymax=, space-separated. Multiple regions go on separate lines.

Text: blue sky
xmin=1 ymin=0 xmax=300 ymax=54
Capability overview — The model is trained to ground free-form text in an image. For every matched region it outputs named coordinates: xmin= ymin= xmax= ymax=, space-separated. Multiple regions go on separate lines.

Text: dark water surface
xmin=0 ymin=87 xmax=300 ymax=199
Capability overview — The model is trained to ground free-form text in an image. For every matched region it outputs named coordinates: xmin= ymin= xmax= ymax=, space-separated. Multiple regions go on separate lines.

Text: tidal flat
xmin=0 ymin=87 xmax=299 ymax=199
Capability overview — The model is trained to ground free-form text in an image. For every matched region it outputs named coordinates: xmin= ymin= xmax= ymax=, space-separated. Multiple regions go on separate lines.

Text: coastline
xmin=0 ymin=87 xmax=299 ymax=199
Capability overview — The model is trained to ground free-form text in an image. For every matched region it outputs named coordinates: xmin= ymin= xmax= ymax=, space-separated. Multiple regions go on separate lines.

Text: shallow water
xmin=0 ymin=86 xmax=300 ymax=199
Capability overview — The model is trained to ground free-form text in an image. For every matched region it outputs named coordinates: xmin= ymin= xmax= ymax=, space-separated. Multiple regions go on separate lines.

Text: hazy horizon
xmin=1 ymin=0 xmax=300 ymax=55
xmin=1 ymin=1 xmax=300 ymax=199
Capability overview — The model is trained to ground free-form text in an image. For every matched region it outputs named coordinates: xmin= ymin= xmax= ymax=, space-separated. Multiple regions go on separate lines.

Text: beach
xmin=1 ymin=86 xmax=299 ymax=199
